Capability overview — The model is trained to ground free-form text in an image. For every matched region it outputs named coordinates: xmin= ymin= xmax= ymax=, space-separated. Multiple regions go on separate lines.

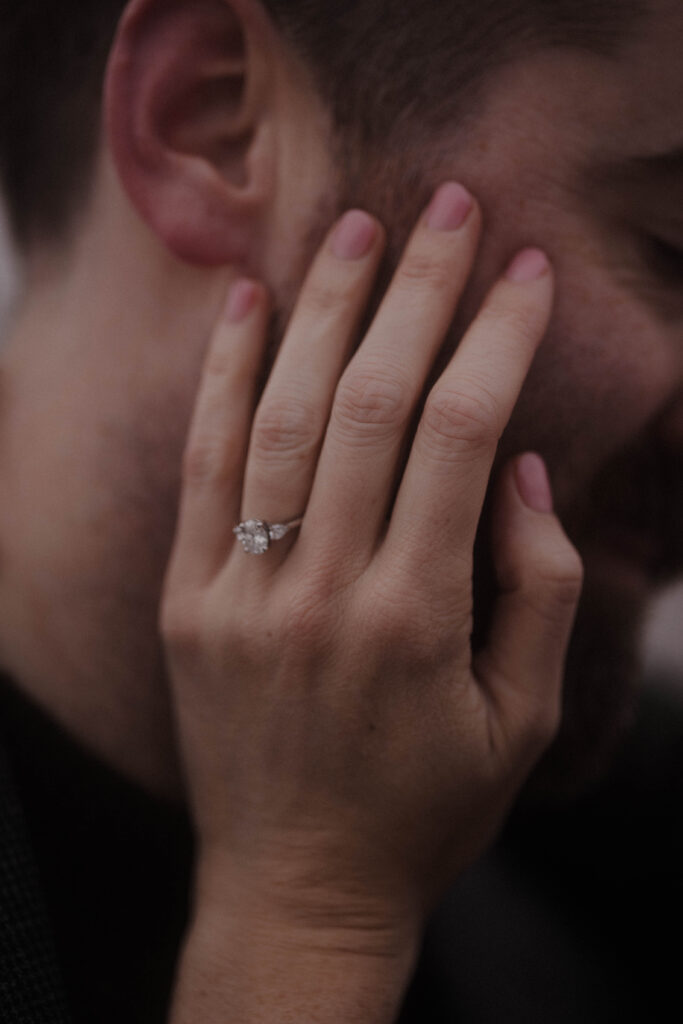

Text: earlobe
xmin=104 ymin=0 xmax=273 ymax=266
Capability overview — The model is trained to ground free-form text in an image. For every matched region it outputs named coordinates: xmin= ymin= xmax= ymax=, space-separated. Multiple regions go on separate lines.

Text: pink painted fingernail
xmin=331 ymin=210 xmax=378 ymax=260
xmin=425 ymin=182 xmax=473 ymax=231
xmin=506 ymin=248 xmax=549 ymax=283
xmin=516 ymin=453 xmax=554 ymax=513
xmin=225 ymin=279 xmax=259 ymax=323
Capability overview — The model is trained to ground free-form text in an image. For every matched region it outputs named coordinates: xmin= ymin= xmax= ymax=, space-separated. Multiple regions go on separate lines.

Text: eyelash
xmin=645 ymin=235 xmax=683 ymax=280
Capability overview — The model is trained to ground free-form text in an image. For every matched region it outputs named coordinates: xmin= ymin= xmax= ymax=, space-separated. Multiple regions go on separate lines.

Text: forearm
xmin=169 ymin=860 xmax=421 ymax=1024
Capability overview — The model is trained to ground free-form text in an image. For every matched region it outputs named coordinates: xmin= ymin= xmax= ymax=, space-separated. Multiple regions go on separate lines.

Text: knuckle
xmin=251 ymin=396 xmax=322 ymax=462
xmin=182 ymin=435 xmax=238 ymax=489
xmin=282 ymin=587 xmax=335 ymax=652
xmin=398 ymin=253 xmax=454 ymax=294
xmin=360 ymin=591 xmax=408 ymax=644
xmin=333 ymin=366 xmax=412 ymax=440
xmin=160 ymin=596 xmax=204 ymax=659
xmin=203 ymin=342 xmax=235 ymax=381
xmin=304 ymin=272 xmax=357 ymax=317
xmin=421 ymin=385 xmax=500 ymax=454
xmin=486 ymin=298 xmax=543 ymax=346
xmin=500 ymin=541 xmax=584 ymax=621
xmin=533 ymin=546 xmax=584 ymax=609
xmin=361 ymin=580 xmax=456 ymax=666
xmin=358 ymin=607 xmax=420 ymax=666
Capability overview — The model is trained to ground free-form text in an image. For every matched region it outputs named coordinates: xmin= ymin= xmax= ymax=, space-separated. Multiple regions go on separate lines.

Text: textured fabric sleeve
xmin=0 ymin=744 xmax=72 ymax=1024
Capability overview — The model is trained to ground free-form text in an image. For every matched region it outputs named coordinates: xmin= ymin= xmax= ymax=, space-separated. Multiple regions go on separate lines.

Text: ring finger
xmin=236 ymin=209 xmax=385 ymax=562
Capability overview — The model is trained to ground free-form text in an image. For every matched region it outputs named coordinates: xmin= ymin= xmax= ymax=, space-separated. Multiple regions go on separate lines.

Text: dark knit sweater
xmin=1 ymin=671 xmax=682 ymax=1023
xmin=0 ymin=675 xmax=193 ymax=1024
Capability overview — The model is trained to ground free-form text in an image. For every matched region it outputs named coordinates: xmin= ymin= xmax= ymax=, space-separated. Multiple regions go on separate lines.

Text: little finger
xmin=385 ymin=249 xmax=553 ymax=584
xmin=475 ymin=453 xmax=583 ymax=765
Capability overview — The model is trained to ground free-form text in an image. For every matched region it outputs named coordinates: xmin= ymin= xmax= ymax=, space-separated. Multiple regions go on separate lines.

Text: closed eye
xmin=645 ymin=235 xmax=683 ymax=281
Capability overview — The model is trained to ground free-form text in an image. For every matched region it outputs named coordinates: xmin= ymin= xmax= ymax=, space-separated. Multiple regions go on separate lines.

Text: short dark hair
xmin=0 ymin=0 xmax=645 ymax=251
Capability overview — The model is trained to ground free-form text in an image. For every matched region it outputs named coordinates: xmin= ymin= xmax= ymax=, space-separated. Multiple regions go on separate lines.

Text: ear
xmin=104 ymin=0 xmax=276 ymax=265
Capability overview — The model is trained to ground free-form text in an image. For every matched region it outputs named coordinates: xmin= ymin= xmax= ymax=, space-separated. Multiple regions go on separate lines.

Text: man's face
xmin=5 ymin=1 xmax=680 ymax=796
xmin=303 ymin=0 xmax=683 ymax=788
xmin=133 ymin=0 xmax=679 ymax=788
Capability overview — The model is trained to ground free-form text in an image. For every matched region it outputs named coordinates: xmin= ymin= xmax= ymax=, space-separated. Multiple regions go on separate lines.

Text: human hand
xmin=161 ymin=183 xmax=583 ymax=946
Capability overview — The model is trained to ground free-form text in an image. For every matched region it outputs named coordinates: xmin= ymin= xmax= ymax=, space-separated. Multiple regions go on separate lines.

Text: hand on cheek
xmin=161 ymin=182 xmax=583 ymax=943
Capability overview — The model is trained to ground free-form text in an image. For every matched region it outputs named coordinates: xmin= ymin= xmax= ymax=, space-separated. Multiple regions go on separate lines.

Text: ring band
xmin=233 ymin=516 xmax=304 ymax=555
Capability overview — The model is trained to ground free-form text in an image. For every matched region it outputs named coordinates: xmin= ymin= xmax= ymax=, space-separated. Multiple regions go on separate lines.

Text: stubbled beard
xmin=468 ymin=505 xmax=640 ymax=804
xmin=527 ymin=432 xmax=683 ymax=800
xmin=505 ymin=423 xmax=682 ymax=802
xmin=524 ymin=565 xmax=642 ymax=801
xmin=263 ymin=166 xmax=681 ymax=805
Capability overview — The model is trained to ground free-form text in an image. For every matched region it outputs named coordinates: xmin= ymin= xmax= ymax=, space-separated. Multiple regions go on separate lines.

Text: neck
xmin=0 ymin=161 xmax=233 ymax=801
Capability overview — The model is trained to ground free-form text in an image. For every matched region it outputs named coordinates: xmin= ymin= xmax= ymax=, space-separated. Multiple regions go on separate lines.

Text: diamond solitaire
xmin=234 ymin=519 xmax=271 ymax=555
xmin=233 ymin=516 xmax=304 ymax=555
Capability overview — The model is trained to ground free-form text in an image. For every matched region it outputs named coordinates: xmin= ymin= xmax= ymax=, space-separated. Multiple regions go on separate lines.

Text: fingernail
xmin=425 ymin=182 xmax=473 ymax=231
xmin=506 ymin=248 xmax=549 ymax=283
xmin=331 ymin=210 xmax=377 ymax=260
xmin=516 ymin=453 xmax=554 ymax=513
xmin=225 ymin=279 xmax=259 ymax=323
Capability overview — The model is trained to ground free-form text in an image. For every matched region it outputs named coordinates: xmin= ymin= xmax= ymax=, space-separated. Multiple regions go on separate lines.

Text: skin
xmin=0 ymin=2 xmax=680 ymax=1019
xmin=163 ymin=195 xmax=583 ymax=1023
xmin=0 ymin=0 xmax=681 ymax=810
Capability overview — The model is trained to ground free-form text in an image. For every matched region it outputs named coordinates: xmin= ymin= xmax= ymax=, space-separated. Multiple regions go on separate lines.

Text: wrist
xmin=194 ymin=844 xmax=424 ymax=960
xmin=171 ymin=853 xmax=423 ymax=1024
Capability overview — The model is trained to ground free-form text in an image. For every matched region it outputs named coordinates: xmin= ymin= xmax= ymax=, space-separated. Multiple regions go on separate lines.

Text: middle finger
xmin=303 ymin=182 xmax=481 ymax=563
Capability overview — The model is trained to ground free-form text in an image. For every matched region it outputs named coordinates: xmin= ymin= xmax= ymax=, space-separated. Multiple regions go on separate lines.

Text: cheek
xmin=501 ymin=274 xmax=677 ymax=511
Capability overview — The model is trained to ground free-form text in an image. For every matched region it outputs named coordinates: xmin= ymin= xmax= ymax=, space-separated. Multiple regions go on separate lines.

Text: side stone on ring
xmin=233 ymin=516 xmax=304 ymax=555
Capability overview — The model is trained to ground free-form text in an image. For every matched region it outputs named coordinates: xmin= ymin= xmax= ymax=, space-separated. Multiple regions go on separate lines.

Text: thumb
xmin=476 ymin=453 xmax=584 ymax=760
